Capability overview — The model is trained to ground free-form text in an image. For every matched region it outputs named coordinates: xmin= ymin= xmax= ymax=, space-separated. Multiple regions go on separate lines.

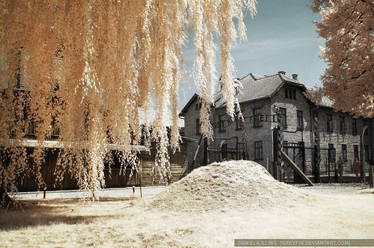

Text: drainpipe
xmin=361 ymin=125 xmax=368 ymax=182
xmin=310 ymin=106 xmax=320 ymax=183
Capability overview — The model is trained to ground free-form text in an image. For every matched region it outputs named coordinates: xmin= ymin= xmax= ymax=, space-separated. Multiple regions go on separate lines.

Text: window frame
xmin=283 ymin=141 xmax=288 ymax=155
xmin=254 ymin=141 xmax=263 ymax=161
xmin=253 ymin=108 xmax=263 ymax=128
xmin=341 ymin=144 xmax=347 ymax=162
xmin=328 ymin=143 xmax=336 ymax=163
xmin=285 ymin=87 xmax=296 ymax=100
xmin=352 ymin=119 xmax=357 ymax=135
xmin=279 ymin=107 xmax=287 ymax=129
xmin=353 ymin=145 xmax=359 ymax=161
xmin=235 ymin=115 xmax=244 ymax=130
xmin=221 ymin=143 xmax=228 ymax=160
xmin=195 ymin=102 xmax=202 ymax=111
xmin=218 ymin=114 xmax=226 ymax=133
xmin=297 ymin=110 xmax=304 ymax=131
xmin=327 ymin=114 xmax=333 ymax=133
xmin=195 ymin=118 xmax=200 ymax=136
xmin=365 ymin=145 xmax=369 ymax=161
xmin=339 ymin=116 xmax=346 ymax=134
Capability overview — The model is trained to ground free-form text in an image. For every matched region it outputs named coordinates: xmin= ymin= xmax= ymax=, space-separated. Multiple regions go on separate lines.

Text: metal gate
xmin=283 ymin=142 xmax=305 ymax=183
xmin=273 ymin=126 xmax=337 ymax=183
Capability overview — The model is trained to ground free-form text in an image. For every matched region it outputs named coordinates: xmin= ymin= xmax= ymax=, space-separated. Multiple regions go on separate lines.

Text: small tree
xmin=0 ymin=1 xmax=256 ymax=207
xmin=311 ymin=0 xmax=374 ymax=117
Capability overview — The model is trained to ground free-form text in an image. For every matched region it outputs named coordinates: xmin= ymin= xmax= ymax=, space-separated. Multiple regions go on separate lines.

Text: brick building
xmin=179 ymin=71 xmax=373 ymax=181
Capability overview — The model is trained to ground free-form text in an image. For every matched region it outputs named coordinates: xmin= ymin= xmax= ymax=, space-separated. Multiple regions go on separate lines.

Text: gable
xmin=179 ymin=94 xmax=199 ymax=117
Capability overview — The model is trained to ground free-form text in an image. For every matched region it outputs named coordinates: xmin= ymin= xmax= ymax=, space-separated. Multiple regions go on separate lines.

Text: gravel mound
xmin=148 ymin=160 xmax=310 ymax=211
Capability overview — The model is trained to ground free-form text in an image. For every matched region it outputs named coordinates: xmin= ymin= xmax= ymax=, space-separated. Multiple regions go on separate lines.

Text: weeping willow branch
xmin=0 ymin=0 xmax=256 ymax=198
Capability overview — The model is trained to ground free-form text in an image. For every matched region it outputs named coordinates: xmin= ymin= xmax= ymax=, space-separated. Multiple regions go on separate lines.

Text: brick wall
xmin=182 ymin=82 xmax=374 ymax=178
xmin=316 ymin=107 xmax=371 ymax=174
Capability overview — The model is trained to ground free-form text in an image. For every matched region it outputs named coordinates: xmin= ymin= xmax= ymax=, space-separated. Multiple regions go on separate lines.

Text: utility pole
xmin=361 ymin=126 xmax=368 ymax=183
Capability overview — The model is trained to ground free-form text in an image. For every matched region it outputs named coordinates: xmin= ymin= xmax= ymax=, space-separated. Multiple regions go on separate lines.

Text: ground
xmin=1 ymin=163 xmax=374 ymax=248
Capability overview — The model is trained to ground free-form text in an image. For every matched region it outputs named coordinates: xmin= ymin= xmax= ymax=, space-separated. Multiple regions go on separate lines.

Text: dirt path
xmin=1 ymin=163 xmax=374 ymax=247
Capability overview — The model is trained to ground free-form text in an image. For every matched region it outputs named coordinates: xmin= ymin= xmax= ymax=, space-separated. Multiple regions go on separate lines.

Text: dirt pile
xmin=148 ymin=160 xmax=310 ymax=211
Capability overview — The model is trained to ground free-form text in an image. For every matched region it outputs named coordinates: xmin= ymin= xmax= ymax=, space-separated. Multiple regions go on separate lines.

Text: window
xmin=365 ymin=145 xmax=369 ymax=162
xmin=339 ymin=116 xmax=346 ymax=134
xmin=285 ymin=87 xmax=296 ymax=100
xmin=279 ymin=107 xmax=287 ymax=129
xmin=297 ymin=110 xmax=304 ymax=131
xmin=313 ymin=112 xmax=319 ymax=129
xmin=253 ymin=108 xmax=262 ymax=128
xmin=342 ymin=144 xmax=347 ymax=162
xmin=26 ymin=120 xmax=36 ymax=136
xmin=328 ymin=144 xmax=336 ymax=163
xmin=327 ymin=114 xmax=333 ymax=132
xmin=235 ymin=115 xmax=244 ymax=130
xmin=283 ymin=141 xmax=288 ymax=155
xmin=51 ymin=119 xmax=60 ymax=137
xmin=221 ymin=144 xmax=228 ymax=160
xmin=195 ymin=119 xmax=200 ymax=135
xmin=218 ymin=114 xmax=225 ymax=132
xmin=352 ymin=119 xmax=357 ymax=135
xmin=195 ymin=102 xmax=202 ymax=111
xmin=353 ymin=145 xmax=359 ymax=161
xmin=254 ymin=141 xmax=263 ymax=160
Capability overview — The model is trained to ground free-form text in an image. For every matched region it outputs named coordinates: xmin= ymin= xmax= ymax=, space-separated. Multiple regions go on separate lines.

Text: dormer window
xmin=285 ymin=87 xmax=296 ymax=100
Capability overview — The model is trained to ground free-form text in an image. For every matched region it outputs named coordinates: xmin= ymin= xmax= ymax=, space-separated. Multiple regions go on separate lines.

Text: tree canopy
xmin=311 ymin=0 xmax=374 ymax=117
xmin=0 ymin=0 xmax=257 ymax=202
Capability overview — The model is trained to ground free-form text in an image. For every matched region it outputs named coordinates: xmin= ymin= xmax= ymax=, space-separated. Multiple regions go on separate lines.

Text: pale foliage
xmin=0 ymin=1 xmax=256 ymax=196
xmin=311 ymin=0 xmax=374 ymax=117
xmin=305 ymin=86 xmax=325 ymax=104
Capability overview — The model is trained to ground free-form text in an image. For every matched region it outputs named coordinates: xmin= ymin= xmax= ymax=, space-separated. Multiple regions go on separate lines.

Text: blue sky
xmin=179 ymin=0 xmax=327 ymax=110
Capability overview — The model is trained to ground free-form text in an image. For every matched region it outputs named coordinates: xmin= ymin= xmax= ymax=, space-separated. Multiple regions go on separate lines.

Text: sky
xmin=178 ymin=0 xmax=327 ymax=111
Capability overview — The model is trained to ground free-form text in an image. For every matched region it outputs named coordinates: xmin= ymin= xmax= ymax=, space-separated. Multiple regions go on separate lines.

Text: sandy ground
xmin=11 ymin=186 xmax=167 ymax=201
xmin=1 ymin=168 xmax=374 ymax=247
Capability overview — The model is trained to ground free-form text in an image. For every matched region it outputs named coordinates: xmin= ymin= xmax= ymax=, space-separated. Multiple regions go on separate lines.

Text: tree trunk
xmin=0 ymin=187 xmax=19 ymax=209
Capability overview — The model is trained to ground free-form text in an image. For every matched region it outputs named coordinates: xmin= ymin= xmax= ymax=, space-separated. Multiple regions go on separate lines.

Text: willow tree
xmin=0 ymin=1 xmax=256 ymax=207
xmin=311 ymin=0 xmax=374 ymax=117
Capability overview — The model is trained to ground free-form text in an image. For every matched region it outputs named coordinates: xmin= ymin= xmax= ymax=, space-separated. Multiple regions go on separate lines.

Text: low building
xmin=0 ymin=86 xmax=187 ymax=191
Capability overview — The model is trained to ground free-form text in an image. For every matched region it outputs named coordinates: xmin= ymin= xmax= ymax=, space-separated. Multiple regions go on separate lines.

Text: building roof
xmin=0 ymin=138 xmax=150 ymax=153
xmin=315 ymin=96 xmax=334 ymax=108
xmin=179 ymin=93 xmax=199 ymax=117
xmin=214 ymin=72 xmax=306 ymax=108
xmin=179 ymin=72 xmax=307 ymax=115
xmin=179 ymin=72 xmax=372 ymax=120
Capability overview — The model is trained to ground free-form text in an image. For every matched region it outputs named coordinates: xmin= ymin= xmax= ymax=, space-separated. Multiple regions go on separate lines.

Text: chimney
xmin=292 ymin=74 xmax=298 ymax=80
xmin=278 ymin=71 xmax=286 ymax=75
